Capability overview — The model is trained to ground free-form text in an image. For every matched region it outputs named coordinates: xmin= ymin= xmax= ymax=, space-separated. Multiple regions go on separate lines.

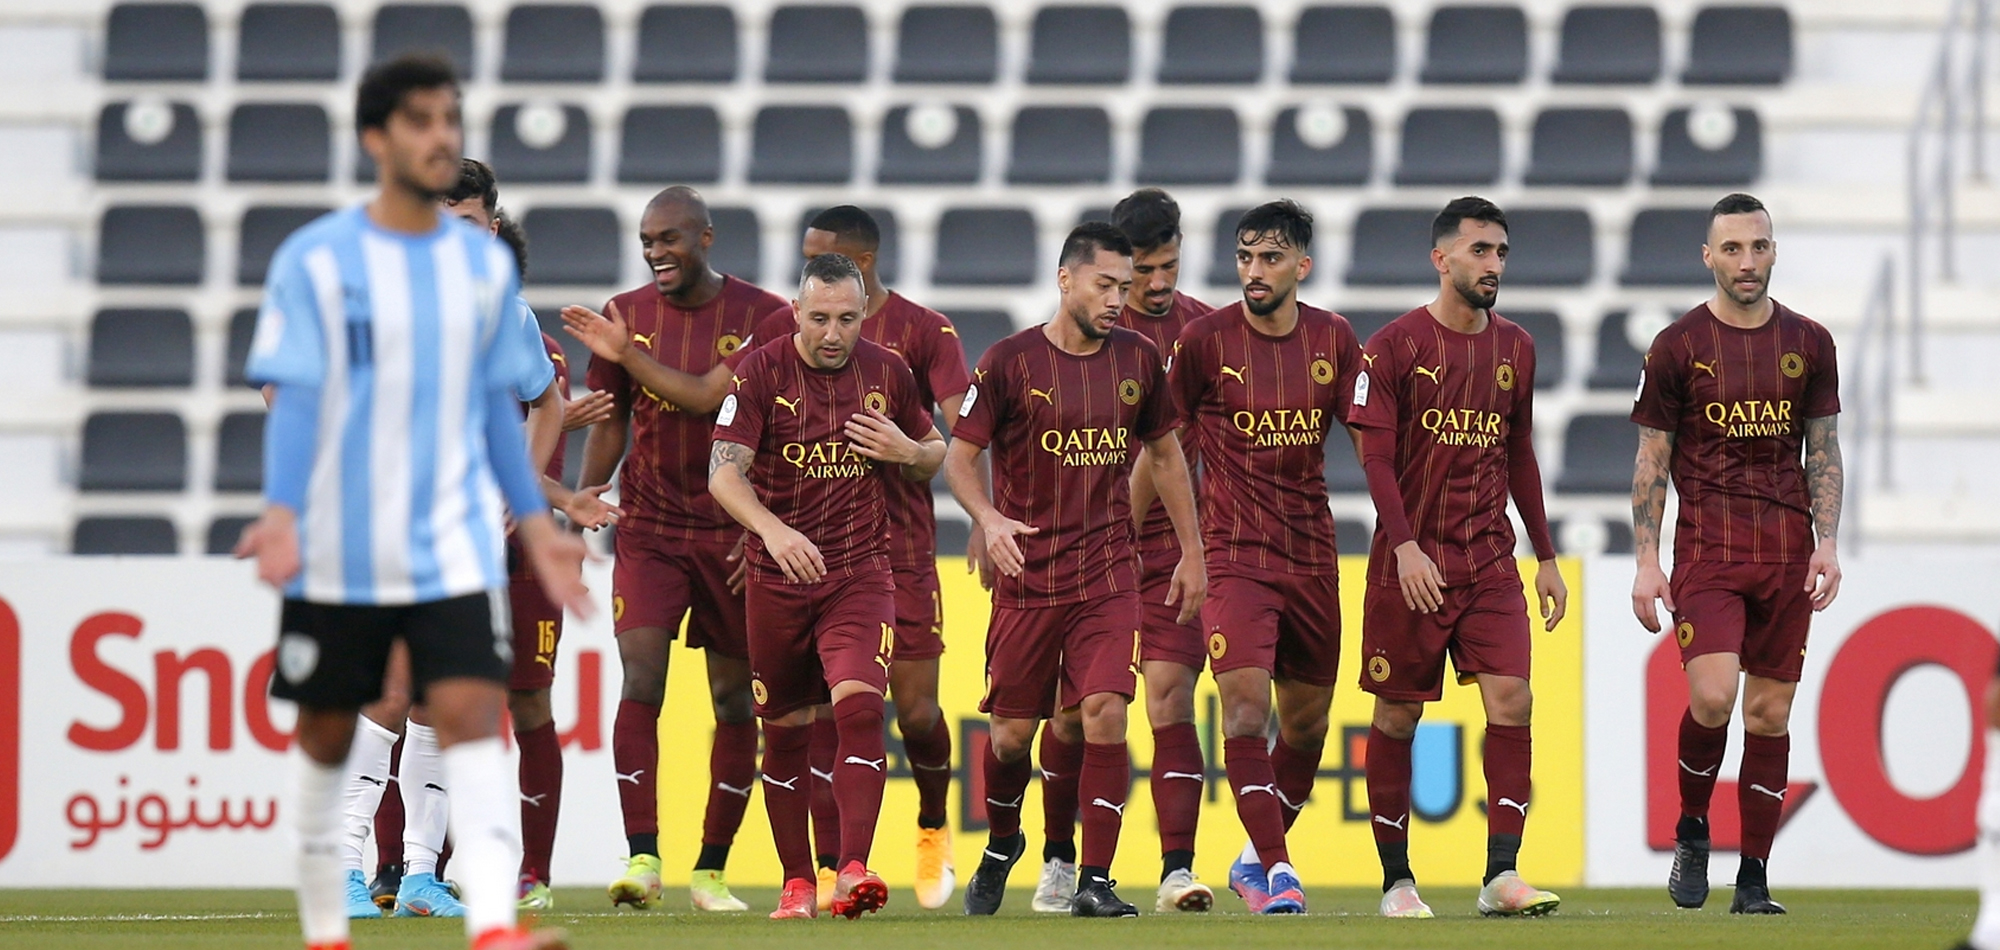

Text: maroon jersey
xmin=586 ymin=277 xmax=790 ymax=541
xmin=1630 ymin=301 xmax=1840 ymax=564
xmin=1117 ymin=291 xmax=1212 ymax=556
xmin=954 ymin=326 xmax=1177 ymax=608
xmin=715 ymin=335 xmax=933 ymax=583
xmin=1172 ymin=302 xmax=1363 ymax=575
xmin=1348 ymin=308 xmax=1544 ymax=588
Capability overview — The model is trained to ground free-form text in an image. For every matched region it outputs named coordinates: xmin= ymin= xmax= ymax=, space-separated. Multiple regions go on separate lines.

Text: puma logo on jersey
xmin=1219 ymin=365 xmax=1246 ymax=384
xmin=774 ymin=395 xmax=801 ymax=414
xmin=761 ymin=774 xmax=801 ymax=791
xmin=615 ymin=769 xmax=646 ymax=785
xmin=715 ymin=782 xmax=753 ymax=799
xmin=1693 ymin=360 xmax=1717 ymax=376
xmin=1413 ymin=365 xmax=1444 ymax=384
xmin=534 ymin=654 xmax=552 ymax=668
xmin=1160 ymin=771 xmax=1204 ymax=783
xmin=521 ymin=792 xmax=548 ymax=807
xmin=940 ymin=325 xmax=959 ymax=336
xmin=1678 ymin=759 xmax=1717 ymax=778
xmin=1363 ymin=353 xmax=1378 ymax=367
xmin=1749 ymin=783 xmax=1787 ymax=802
xmin=1374 ymin=813 xmax=1408 ymax=830
xmin=1496 ymin=797 xmax=1529 ymax=816
xmin=631 ymin=332 xmax=657 ymax=349
xmin=1090 ymin=798 xmax=1126 ymax=816
xmin=731 ymin=374 xmax=745 ymax=389
xmin=1029 ymin=387 xmax=1054 ymax=404
xmin=844 ymin=756 xmax=887 ymax=772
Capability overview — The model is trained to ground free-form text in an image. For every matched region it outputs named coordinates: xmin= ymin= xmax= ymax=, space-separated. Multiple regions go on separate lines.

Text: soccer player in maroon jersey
xmin=1350 ymin=197 xmax=1567 ymax=919
xmin=1631 ymin=193 xmax=1842 ymax=916
xmin=558 ymin=186 xmax=791 ymax=912
xmin=709 ymin=253 xmax=946 ymax=920
xmin=1166 ymin=200 xmax=1364 ymax=916
xmin=945 ymin=223 xmax=1205 ymax=918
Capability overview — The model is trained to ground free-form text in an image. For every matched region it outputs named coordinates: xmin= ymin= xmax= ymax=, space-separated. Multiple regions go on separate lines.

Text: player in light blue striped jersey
xmin=234 ymin=53 xmax=589 ymax=950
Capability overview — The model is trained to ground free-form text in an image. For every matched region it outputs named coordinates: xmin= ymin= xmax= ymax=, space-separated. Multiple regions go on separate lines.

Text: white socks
xmin=294 ymin=749 xmax=349 ymax=947
xmin=1971 ymin=729 xmax=2000 ymax=950
xmin=1238 ymin=840 xmax=1261 ymax=868
xmin=443 ymin=736 xmax=523 ymax=937
xmin=400 ymin=720 xmax=448 ymax=877
xmin=338 ymin=716 xmax=399 ymax=873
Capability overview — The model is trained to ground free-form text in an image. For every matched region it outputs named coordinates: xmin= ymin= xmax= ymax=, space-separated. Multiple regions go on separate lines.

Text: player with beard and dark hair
xmin=1349 ymin=196 xmax=1566 ymax=920
xmin=1160 ymin=200 xmax=1364 ymax=916
xmin=947 ymin=223 xmax=1204 ymax=918
xmin=1632 ymin=193 xmax=1841 ymax=915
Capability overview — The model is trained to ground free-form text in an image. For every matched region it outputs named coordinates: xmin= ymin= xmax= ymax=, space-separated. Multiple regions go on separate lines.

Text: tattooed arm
xmin=708 ymin=439 xmax=824 ymax=583
xmin=1630 ymin=425 xmax=1677 ymax=633
xmin=1802 ymin=415 xmax=1844 ymax=610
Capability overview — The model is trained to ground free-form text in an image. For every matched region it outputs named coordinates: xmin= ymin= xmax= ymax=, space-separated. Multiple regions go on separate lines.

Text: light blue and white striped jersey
xmin=508 ymin=296 xmax=557 ymax=402
xmin=246 ymin=205 xmax=546 ymax=605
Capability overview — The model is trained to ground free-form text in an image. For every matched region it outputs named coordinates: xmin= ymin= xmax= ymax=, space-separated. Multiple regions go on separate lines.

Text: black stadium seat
xmin=1395 ymin=108 xmax=1502 ymax=185
xmin=74 ymin=517 xmax=178 ymax=555
xmin=795 ymin=207 xmax=899 ymax=284
xmin=1334 ymin=517 xmax=1372 ymax=549
xmin=1342 ymin=310 xmax=1402 ymax=346
xmin=1159 ymin=5 xmax=1264 ymax=84
xmin=1553 ymin=5 xmax=1661 ymax=84
xmin=1621 ymin=209 xmax=1713 ymax=286
xmin=1506 ymin=310 xmax=1567 ymax=389
xmin=104 ymin=3 xmax=208 ymax=80
xmin=634 ymin=5 xmax=737 ymax=82
xmin=709 ymin=206 xmax=763 ymax=283
xmin=98 ymin=205 xmax=204 ymax=285
xmin=227 ymin=308 xmax=257 ymax=387
xmin=751 ymin=106 xmax=854 ymax=184
xmin=89 ymin=309 xmax=194 ymax=388
xmin=618 ymin=106 xmax=721 ymax=183
xmin=1421 ymin=6 xmax=1526 ymax=84
xmin=940 ymin=309 xmax=1015 ymax=368
xmin=1028 ymin=6 xmax=1131 ymax=84
xmin=1325 ymin=435 xmax=1366 ymax=492
xmin=765 ymin=5 xmax=868 ymax=83
xmin=936 ymin=512 xmax=973 ymax=557
xmin=1684 ymin=6 xmax=1793 ymax=85
xmin=1267 ymin=105 xmax=1372 ymax=185
xmin=1503 ymin=208 xmax=1595 ymax=287
xmin=1556 ymin=414 xmax=1639 ymax=494
xmin=1556 ymin=516 xmax=1636 ymax=554
xmin=502 ymin=5 xmax=605 ymax=82
xmin=227 ymin=104 xmax=331 ymax=182
xmin=933 ymin=209 xmax=1037 ymax=286
xmin=878 ymin=104 xmax=983 ymax=184
xmin=1138 ymin=107 xmax=1241 ymax=184
xmin=1525 ymin=108 xmax=1633 ymax=186
xmin=1345 ymin=209 xmax=1435 ymax=286
xmin=490 ymin=103 xmax=592 ymax=183
xmin=1290 ymin=5 xmax=1395 ymax=84
xmin=895 ymin=5 xmax=998 ymax=83
xmin=207 ymin=516 xmax=256 ymax=555
xmin=238 ymin=205 xmax=331 ymax=286
xmin=81 ymin=412 xmax=188 ymax=491
xmin=237 ymin=3 xmax=340 ymax=81
xmin=371 ymin=4 xmax=474 ymax=75
xmin=215 ymin=412 xmax=265 ymax=492
xmin=1652 ymin=107 xmax=1761 ymax=185
xmin=95 ymin=101 xmax=201 ymax=182
xmin=521 ymin=207 xmax=620 ymax=286
xmin=1008 ymin=107 xmax=1111 ymax=184
xmin=1587 ymin=310 xmax=1648 ymax=390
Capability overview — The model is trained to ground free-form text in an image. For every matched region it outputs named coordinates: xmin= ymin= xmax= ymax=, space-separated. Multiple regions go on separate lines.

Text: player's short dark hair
xmin=798 ymin=251 xmax=864 ymax=298
xmin=1059 ymin=221 xmax=1134 ymax=271
xmin=1111 ymin=188 xmax=1182 ymax=253
xmin=1431 ymin=196 xmax=1508 ymax=246
xmin=1236 ymin=199 xmax=1313 ymax=252
xmin=494 ymin=208 xmax=528 ymax=281
xmin=446 ymin=158 xmax=497 ymax=214
xmin=806 ymin=205 xmax=880 ymax=253
xmin=1709 ymin=192 xmax=1769 ymax=229
xmin=356 ymin=53 xmax=457 ymax=132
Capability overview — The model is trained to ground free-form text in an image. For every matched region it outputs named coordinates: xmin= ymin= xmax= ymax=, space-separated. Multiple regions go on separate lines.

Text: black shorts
xmin=270 ymin=591 xmax=512 ymax=708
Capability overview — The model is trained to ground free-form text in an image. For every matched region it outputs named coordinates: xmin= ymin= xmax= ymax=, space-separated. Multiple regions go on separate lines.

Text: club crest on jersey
xmin=1780 ymin=352 xmax=1805 ymax=378
xmin=1118 ymin=378 xmax=1142 ymax=405
xmin=751 ymin=679 xmax=769 ymax=705
xmin=1207 ymin=631 xmax=1228 ymax=660
xmin=1495 ymin=363 xmax=1516 ymax=391
xmin=1310 ymin=358 xmax=1336 ymax=385
xmin=1367 ymin=655 xmax=1391 ymax=682
xmin=717 ymin=333 xmax=743 ymax=356
xmin=277 ymin=633 xmax=319 ymax=685
xmin=864 ymin=390 xmax=888 ymax=414
xmin=1677 ymin=621 xmax=1696 ymax=648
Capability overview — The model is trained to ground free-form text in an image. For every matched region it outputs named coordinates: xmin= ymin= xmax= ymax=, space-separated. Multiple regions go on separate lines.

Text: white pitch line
xmin=0 ymin=912 xmax=285 ymax=922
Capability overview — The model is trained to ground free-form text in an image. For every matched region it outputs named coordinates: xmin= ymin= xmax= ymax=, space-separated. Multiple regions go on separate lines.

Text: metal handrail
xmin=1846 ymin=256 xmax=1897 ymax=551
xmin=1907 ymin=0 xmax=1994 ymax=387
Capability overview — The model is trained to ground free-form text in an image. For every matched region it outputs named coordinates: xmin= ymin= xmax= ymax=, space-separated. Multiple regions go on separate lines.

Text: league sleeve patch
xmin=1634 ymin=369 xmax=1645 ymax=403
xmin=959 ymin=384 xmax=979 ymax=418
xmin=717 ymin=393 xmax=738 ymax=426
xmin=1353 ymin=371 xmax=1370 ymax=407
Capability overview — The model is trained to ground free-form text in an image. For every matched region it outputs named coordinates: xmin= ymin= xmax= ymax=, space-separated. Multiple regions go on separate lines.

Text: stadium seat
xmin=534 ymin=311 xmax=590 ymax=395
xmin=766 ymin=5 xmax=868 ymax=83
xmin=89 ymin=309 xmax=194 ymax=388
xmin=206 ymin=516 xmax=256 ymax=555
xmin=1503 ymin=208 xmax=1595 ymax=287
xmin=940 ymin=309 xmax=1015 ymax=368
xmin=1621 ymin=209 xmax=1713 ymax=286
xmin=1587 ymin=310 xmax=1648 ymax=390
xmin=1028 ymin=6 xmax=1131 ymax=84
xmin=1334 ymin=517 xmax=1372 ymax=550
xmin=80 ymin=412 xmax=188 ymax=491
xmin=1555 ymin=414 xmax=1639 ymax=494
xmin=1506 ymin=310 xmax=1566 ymax=388
xmin=1158 ymin=6 xmax=1264 ymax=84
xmin=751 ymin=106 xmax=854 ymax=184
xmin=1266 ymin=105 xmax=1372 ymax=185
xmin=933 ymin=209 xmax=1037 ymax=286
xmin=237 ymin=3 xmax=340 ymax=81
xmin=710 ymin=206 xmax=762 ymax=284
xmin=1555 ymin=516 xmax=1635 ymax=554
xmin=95 ymin=101 xmax=201 ymax=182
xmin=521 ymin=207 xmax=620 ymax=286
xmin=878 ymin=104 xmax=983 ymax=184
xmin=1684 ymin=6 xmax=1793 ymax=85
xmin=1290 ymin=5 xmax=1395 ymax=84
xmin=1525 ymin=108 xmax=1633 ymax=186
xmin=502 ymin=5 xmax=604 ymax=82
xmin=618 ymin=106 xmax=721 ymax=183
xmin=372 ymin=5 xmax=473 ymax=75
xmin=1652 ymin=106 xmax=1761 ymax=185
xmin=895 ymin=6 xmax=998 ymax=83
xmin=1343 ymin=310 xmax=1402 ymax=346
xmin=74 ymin=517 xmax=178 ymax=555
xmin=490 ymin=103 xmax=592 ymax=183
xmin=1346 ymin=210 xmax=1438 ymax=287
xmin=104 ymin=3 xmax=208 ymax=80
xmin=1008 ymin=107 xmax=1111 ymax=184
xmin=1552 ymin=5 xmax=1661 ymax=84
xmin=227 ymin=103 xmax=331 ymax=182
xmin=1139 ymin=108 xmax=1241 ymax=184
xmin=796 ymin=207 xmax=899 ymax=284
xmin=227 ymin=308 xmax=257 ymax=387
xmin=1325 ymin=434 xmax=1366 ymax=492
xmin=1206 ymin=205 xmax=1251 ymax=285
xmin=238 ymin=205 xmax=330 ymax=286
xmin=1421 ymin=6 xmax=1527 ymax=84
xmin=215 ymin=412 xmax=264 ymax=492
xmin=634 ymin=5 xmax=737 ymax=82
xmin=1395 ymin=108 xmax=1502 ymax=185
xmin=936 ymin=512 xmax=972 ymax=556
xmin=98 ymin=205 xmax=204 ymax=285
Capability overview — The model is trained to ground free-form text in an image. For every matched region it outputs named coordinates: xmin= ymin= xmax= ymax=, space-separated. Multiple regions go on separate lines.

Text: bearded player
xmin=945 ymin=223 xmax=1205 ymax=918
xmin=1350 ymin=197 xmax=1567 ymax=920
xmin=1631 ymin=193 xmax=1842 ymax=916
xmin=709 ymin=253 xmax=946 ymax=919
xmin=1166 ymin=200 xmax=1364 ymax=916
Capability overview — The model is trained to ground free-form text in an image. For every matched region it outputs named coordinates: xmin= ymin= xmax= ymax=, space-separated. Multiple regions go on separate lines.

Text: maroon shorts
xmin=1138 ymin=546 xmax=1204 ymax=670
xmin=890 ymin=562 xmax=945 ymax=661
xmin=980 ymin=592 xmax=1141 ymax=720
xmin=1360 ymin=561 xmax=1530 ymax=702
xmin=1669 ymin=560 xmax=1814 ymax=682
xmin=611 ymin=530 xmax=746 ymax=659
xmin=1203 ymin=566 xmax=1342 ymax=686
xmin=745 ymin=570 xmax=895 ymax=718
xmin=507 ymin=567 xmax=563 ymax=691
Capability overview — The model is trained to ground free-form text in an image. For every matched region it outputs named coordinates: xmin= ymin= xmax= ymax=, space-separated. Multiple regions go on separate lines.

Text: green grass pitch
xmin=0 ymin=887 xmax=1974 ymax=950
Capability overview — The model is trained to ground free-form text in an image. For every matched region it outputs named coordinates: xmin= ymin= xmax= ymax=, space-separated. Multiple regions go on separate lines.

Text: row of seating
xmin=96 ymin=99 xmax=1762 ymax=188
xmin=105 ymin=2 xmax=1793 ymax=87
xmin=93 ymin=202 xmax=1723 ymax=288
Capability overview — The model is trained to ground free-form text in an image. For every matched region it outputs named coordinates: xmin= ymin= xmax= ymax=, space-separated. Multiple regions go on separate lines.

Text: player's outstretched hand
xmin=233 ymin=506 xmax=301 ymax=589
xmin=562 ymin=483 xmax=622 ymax=530
xmin=1167 ymin=555 xmax=1207 ymax=625
xmin=1805 ymin=539 xmax=1841 ymax=611
xmin=976 ymin=514 xmax=1039 ymax=578
xmin=763 ymin=524 xmax=826 ymax=584
xmin=560 ymin=302 xmax=631 ymax=365
xmin=966 ymin=522 xmax=996 ymax=591
xmin=519 ymin=515 xmax=595 ymax=620
xmin=562 ymin=389 xmax=616 ymax=433
xmin=1534 ymin=558 xmax=1568 ymax=633
xmin=1393 ymin=541 xmax=1444 ymax=614
xmin=845 ymin=409 xmax=920 ymax=465
xmin=1631 ymin=559 xmax=1675 ymax=633
xmin=725 ymin=532 xmax=749 ymax=594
